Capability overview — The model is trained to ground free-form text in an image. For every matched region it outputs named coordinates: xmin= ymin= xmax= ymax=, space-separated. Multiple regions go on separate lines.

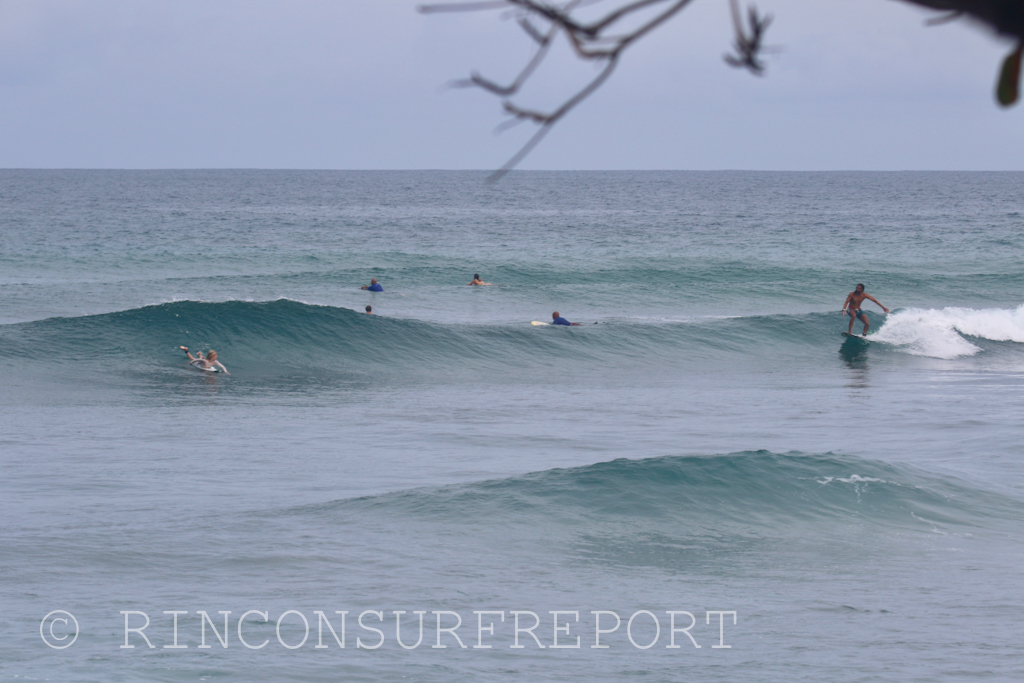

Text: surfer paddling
xmin=360 ymin=278 xmax=383 ymax=292
xmin=468 ymin=273 xmax=493 ymax=286
xmin=842 ymin=284 xmax=889 ymax=336
xmin=179 ymin=346 xmax=229 ymax=374
xmin=551 ymin=311 xmax=581 ymax=326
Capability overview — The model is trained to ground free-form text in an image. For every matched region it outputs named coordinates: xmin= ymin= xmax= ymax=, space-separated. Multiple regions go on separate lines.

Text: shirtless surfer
xmin=468 ymin=274 xmax=492 ymax=286
xmin=180 ymin=346 xmax=229 ymax=374
xmin=842 ymin=284 xmax=889 ymax=336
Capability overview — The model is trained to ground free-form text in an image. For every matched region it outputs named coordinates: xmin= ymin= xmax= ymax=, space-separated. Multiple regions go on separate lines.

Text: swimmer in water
xmin=365 ymin=305 xmax=373 ymax=314
xmin=468 ymin=273 xmax=493 ymax=286
xmin=551 ymin=311 xmax=581 ymax=326
xmin=180 ymin=346 xmax=229 ymax=374
xmin=361 ymin=278 xmax=384 ymax=292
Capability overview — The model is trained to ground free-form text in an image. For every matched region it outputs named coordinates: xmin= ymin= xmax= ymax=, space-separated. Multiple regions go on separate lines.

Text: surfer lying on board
xmin=552 ymin=311 xmax=581 ymax=326
xmin=842 ymin=284 xmax=889 ymax=336
xmin=179 ymin=346 xmax=229 ymax=374
xmin=468 ymin=274 xmax=493 ymax=286
xmin=361 ymin=278 xmax=384 ymax=292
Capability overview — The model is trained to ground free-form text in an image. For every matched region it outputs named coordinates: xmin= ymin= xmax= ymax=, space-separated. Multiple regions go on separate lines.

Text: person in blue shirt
xmin=361 ymin=278 xmax=384 ymax=292
xmin=551 ymin=311 xmax=581 ymax=326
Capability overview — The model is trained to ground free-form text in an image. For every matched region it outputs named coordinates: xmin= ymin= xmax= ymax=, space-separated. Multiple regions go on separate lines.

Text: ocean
xmin=2 ymin=170 xmax=1022 ymax=681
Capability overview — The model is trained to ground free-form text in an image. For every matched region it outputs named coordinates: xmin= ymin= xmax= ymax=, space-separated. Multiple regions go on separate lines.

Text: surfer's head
xmin=552 ymin=311 xmax=559 ymax=319
xmin=207 ymin=350 xmax=217 ymax=361
xmin=370 ymin=278 xmax=378 ymax=285
xmin=855 ymin=283 xmax=865 ymax=293
xmin=474 ymin=274 xmax=480 ymax=280
xmin=365 ymin=305 xmax=372 ymax=313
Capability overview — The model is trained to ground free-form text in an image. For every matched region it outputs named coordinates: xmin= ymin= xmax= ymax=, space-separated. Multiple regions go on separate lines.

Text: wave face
xmin=333 ymin=451 xmax=1013 ymax=525
xmin=0 ymin=299 xmax=625 ymax=376
xmin=5 ymin=299 xmax=1024 ymax=381
xmin=306 ymin=452 xmax=1023 ymax=568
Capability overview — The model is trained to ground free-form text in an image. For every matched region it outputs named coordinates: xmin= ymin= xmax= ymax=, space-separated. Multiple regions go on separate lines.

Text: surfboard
xmin=190 ymin=360 xmax=222 ymax=372
xmin=841 ymin=332 xmax=868 ymax=341
xmin=531 ymin=321 xmax=549 ymax=326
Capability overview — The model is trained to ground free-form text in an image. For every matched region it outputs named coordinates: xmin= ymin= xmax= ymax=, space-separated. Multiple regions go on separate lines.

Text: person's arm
xmin=213 ymin=361 xmax=229 ymax=374
xmin=865 ymin=294 xmax=889 ymax=313
xmin=841 ymin=293 xmax=853 ymax=314
xmin=360 ymin=285 xmax=369 ymax=290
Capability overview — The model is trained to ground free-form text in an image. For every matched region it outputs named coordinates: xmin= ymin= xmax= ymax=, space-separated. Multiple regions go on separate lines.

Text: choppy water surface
xmin=1 ymin=171 xmax=1023 ymax=682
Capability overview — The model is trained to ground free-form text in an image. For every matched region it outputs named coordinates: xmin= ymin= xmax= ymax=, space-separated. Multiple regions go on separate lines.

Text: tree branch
xmin=724 ymin=0 xmax=772 ymax=75
xmin=421 ymin=0 xmax=1024 ymax=179
xmin=420 ymin=0 xmax=697 ymax=179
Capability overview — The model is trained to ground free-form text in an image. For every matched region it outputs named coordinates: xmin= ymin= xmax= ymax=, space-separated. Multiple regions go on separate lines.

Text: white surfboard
xmin=531 ymin=320 xmax=549 ymax=326
xmin=190 ymin=360 xmax=222 ymax=372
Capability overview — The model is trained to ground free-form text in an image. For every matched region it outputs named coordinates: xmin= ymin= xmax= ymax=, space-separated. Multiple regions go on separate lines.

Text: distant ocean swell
xmin=4 ymin=300 xmax=1024 ymax=375
xmin=4 ymin=260 xmax=1023 ymax=303
xmin=295 ymin=451 xmax=1023 ymax=537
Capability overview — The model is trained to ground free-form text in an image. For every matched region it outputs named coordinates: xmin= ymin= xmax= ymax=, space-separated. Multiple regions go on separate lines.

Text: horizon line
xmin=2 ymin=168 xmax=1022 ymax=173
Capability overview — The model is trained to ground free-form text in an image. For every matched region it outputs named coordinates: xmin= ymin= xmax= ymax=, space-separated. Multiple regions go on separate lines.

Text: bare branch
xmin=489 ymin=56 xmax=620 ymax=182
xmin=426 ymin=0 xmax=1024 ymax=179
xmin=452 ymin=18 xmax=557 ymax=96
xmin=503 ymin=0 xmax=593 ymax=36
xmin=724 ymin=0 xmax=772 ymax=75
xmin=614 ymin=0 xmax=693 ymax=50
xmin=423 ymin=0 xmax=723 ymax=179
xmin=518 ymin=17 xmax=548 ymax=44
xmin=581 ymin=0 xmax=682 ymax=34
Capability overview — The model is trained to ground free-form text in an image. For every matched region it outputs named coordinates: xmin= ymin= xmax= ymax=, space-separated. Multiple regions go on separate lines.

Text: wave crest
xmin=320 ymin=451 xmax=1017 ymax=531
xmin=872 ymin=305 xmax=1024 ymax=358
xmin=6 ymin=300 xmax=1024 ymax=373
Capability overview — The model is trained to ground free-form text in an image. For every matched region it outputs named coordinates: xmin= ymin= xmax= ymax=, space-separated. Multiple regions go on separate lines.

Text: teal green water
xmin=1 ymin=171 xmax=1023 ymax=682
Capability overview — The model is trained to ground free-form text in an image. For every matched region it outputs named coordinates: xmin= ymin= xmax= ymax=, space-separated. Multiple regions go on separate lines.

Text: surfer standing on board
xmin=180 ymin=346 xmax=229 ymax=374
xmin=842 ymin=284 xmax=889 ymax=336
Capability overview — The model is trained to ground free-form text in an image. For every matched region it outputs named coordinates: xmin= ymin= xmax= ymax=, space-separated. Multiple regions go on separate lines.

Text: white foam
xmin=817 ymin=475 xmax=887 ymax=485
xmin=870 ymin=305 xmax=1024 ymax=359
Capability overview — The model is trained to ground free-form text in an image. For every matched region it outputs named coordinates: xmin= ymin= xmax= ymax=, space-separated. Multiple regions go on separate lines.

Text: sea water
xmin=1 ymin=170 xmax=1022 ymax=682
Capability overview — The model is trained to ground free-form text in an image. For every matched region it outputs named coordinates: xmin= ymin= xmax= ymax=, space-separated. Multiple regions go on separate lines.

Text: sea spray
xmin=872 ymin=304 xmax=1024 ymax=358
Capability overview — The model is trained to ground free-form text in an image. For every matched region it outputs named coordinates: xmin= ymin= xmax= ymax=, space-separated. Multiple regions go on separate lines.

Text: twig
xmin=419 ymin=0 xmax=721 ymax=179
xmin=724 ymin=0 xmax=772 ymax=75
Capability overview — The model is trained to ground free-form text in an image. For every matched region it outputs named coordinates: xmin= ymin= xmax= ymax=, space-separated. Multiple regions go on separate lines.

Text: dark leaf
xmin=996 ymin=43 xmax=1022 ymax=107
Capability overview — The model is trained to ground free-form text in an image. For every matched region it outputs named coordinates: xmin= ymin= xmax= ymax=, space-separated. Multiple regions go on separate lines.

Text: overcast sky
xmin=0 ymin=0 xmax=1021 ymax=170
